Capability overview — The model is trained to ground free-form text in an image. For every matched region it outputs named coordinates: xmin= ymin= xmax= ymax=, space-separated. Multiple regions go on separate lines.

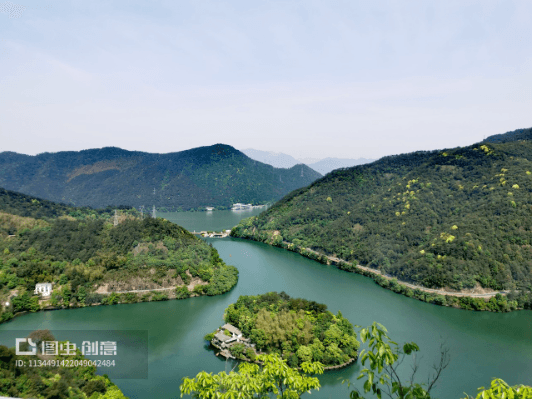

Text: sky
xmin=0 ymin=0 xmax=531 ymax=160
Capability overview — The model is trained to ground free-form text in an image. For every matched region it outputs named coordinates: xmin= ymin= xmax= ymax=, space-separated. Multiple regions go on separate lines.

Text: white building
xmin=34 ymin=283 xmax=52 ymax=297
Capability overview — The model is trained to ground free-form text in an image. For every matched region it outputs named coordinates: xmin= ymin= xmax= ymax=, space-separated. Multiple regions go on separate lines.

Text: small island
xmin=205 ymin=292 xmax=359 ymax=369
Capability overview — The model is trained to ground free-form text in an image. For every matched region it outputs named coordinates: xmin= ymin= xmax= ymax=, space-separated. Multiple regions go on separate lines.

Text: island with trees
xmin=204 ymin=292 xmax=359 ymax=369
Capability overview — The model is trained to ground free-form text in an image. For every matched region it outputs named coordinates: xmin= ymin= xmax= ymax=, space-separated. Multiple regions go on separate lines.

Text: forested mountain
xmin=0 ymin=144 xmax=321 ymax=211
xmin=0 ymin=189 xmax=238 ymax=323
xmin=232 ymin=128 xmax=532 ymax=302
xmin=482 ymin=127 xmax=532 ymax=144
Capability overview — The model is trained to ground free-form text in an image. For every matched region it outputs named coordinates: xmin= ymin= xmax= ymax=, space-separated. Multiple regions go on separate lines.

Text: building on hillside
xmin=34 ymin=283 xmax=52 ymax=297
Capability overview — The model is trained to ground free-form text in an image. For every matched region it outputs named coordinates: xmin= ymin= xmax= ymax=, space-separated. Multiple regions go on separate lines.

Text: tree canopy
xmin=232 ymin=134 xmax=532 ymax=311
xmin=180 ymin=353 xmax=323 ymax=399
xmin=213 ymin=292 xmax=359 ymax=368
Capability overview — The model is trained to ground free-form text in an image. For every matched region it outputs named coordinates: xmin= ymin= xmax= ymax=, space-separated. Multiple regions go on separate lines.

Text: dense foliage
xmin=0 ymin=190 xmax=238 ymax=323
xmin=180 ymin=353 xmax=323 ymax=399
xmin=221 ymin=292 xmax=359 ymax=368
xmin=462 ymin=378 xmax=532 ymax=399
xmin=190 ymin=321 xmax=531 ymax=399
xmin=483 ymin=128 xmax=532 ymax=144
xmin=0 ymin=144 xmax=320 ymax=211
xmin=0 ymin=187 xmax=136 ymax=235
xmin=0 ymin=335 xmax=127 ymax=399
xmin=232 ymin=129 xmax=532 ymax=309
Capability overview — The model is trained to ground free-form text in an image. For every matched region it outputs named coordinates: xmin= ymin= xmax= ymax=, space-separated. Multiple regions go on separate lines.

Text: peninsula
xmin=0 ymin=188 xmax=238 ymax=324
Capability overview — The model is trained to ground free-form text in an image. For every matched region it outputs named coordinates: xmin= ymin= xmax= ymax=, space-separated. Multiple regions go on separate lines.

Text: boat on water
xmin=231 ymin=203 xmax=253 ymax=210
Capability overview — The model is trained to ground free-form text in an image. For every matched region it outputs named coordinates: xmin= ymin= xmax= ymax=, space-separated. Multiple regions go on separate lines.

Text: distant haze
xmin=306 ymin=158 xmax=375 ymax=175
xmin=241 ymin=149 xmax=302 ymax=169
xmin=242 ymin=148 xmax=374 ymax=175
xmin=0 ymin=1 xmax=530 ymax=160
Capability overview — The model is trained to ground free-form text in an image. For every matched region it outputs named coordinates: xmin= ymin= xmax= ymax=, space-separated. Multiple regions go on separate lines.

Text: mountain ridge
xmin=232 ymin=128 xmax=532 ymax=310
xmin=0 ymin=144 xmax=321 ymax=211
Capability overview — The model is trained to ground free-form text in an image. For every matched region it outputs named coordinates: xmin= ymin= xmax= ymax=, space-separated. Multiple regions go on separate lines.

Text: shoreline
xmin=214 ymin=347 xmax=357 ymax=372
xmin=0 ymin=281 xmax=237 ymax=326
xmin=229 ymin=235 xmax=530 ymax=312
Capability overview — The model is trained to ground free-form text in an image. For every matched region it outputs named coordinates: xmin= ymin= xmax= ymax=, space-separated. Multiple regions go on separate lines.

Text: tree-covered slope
xmin=483 ymin=127 xmax=532 ymax=144
xmin=0 ymin=189 xmax=238 ymax=323
xmin=0 ymin=144 xmax=321 ymax=210
xmin=0 ymin=187 xmax=131 ymax=225
xmin=232 ymin=129 xmax=532 ymax=294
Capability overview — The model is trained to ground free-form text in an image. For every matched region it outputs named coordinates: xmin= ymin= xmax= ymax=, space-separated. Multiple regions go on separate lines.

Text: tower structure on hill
xmin=152 ymin=205 xmax=156 ymax=219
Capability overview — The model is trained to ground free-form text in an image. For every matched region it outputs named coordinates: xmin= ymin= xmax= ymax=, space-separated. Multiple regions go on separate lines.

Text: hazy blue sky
xmin=1 ymin=0 xmax=531 ymax=159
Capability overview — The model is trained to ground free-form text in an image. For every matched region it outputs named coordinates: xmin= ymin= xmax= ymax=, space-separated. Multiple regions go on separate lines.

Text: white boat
xmin=232 ymin=203 xmax=253 ymax=210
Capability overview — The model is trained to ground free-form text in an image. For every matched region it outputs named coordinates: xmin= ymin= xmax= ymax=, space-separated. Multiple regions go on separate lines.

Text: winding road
xmin=302 ymin=246 xmax=510 ymax=299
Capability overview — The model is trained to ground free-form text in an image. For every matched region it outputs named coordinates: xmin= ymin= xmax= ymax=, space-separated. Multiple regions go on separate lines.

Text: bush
xmin=152 ymin=292 xmax=169 ymax=301
xmin=85 ymin=292 xmax=103 ymax=305
xmin=193 ymin=285 xmax=206 ymax=295
xmin=245 ymin=347 xmax=256 ymax=361
xmin=82 ymin=379 xmax=107 ymax=396
xmin=229 ymin=344 xmax=246 ymax=359
xmin=176 ymin=286 xmax=190 ymax=299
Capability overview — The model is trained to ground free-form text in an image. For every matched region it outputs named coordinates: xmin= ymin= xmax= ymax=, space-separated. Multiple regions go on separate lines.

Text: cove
xmin=0 ymin=211 xmax=530 ymax=399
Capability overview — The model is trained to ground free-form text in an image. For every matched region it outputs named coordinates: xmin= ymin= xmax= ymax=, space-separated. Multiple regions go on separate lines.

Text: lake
xmin=158 ymin=208 xmax=267 ymax=232
xmin=0 ymin=210 xmax=530 ymax=399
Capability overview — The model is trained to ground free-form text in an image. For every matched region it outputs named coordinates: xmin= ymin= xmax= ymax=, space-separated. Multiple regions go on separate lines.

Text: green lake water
xmin=0 ymin=211 xmax=530 ymax=399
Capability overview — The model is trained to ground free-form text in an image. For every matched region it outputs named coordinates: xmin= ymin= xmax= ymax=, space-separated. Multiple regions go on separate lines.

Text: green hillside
xmin=0 ymin=144 xmax=321 ymax=211
xmin=0 ymin=187 xmax=132 ymax=228
xmin=232 ymin=129 xmax=532 ymax=309
xmin=0 ymin=189 xmax=238 ymax=323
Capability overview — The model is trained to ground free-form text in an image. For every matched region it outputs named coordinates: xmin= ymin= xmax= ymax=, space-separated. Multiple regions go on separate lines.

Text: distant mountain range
xmin=306 ymin=157 xmax=376 ymax=175
xmin=241 ymin=149 xmax=374 ymax=175
xmin=240 ymin=149 xmax=302 ymax=169
xmin=0 ymin=144 xmax=321 ymax=211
